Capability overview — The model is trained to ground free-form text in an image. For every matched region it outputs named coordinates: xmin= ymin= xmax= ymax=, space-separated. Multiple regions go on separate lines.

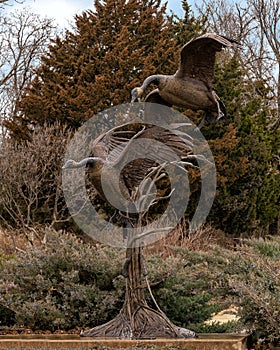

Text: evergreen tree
xmin=5 ymin=0 xmax=180 ymax=139
xmin=4 ymin=0 xmax=277 ymax=237
xmin=168 ymin=0 xmax=207 ymax=46
xmin=204 ymin=56 xmax=280 ymax=236
xmin=2 ymin=0 xmax=206 ymax=230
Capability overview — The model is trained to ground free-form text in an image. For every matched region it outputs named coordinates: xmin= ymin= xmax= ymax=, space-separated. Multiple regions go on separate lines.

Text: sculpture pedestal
xmin=0 ymin=333 xmax=250 ymax=349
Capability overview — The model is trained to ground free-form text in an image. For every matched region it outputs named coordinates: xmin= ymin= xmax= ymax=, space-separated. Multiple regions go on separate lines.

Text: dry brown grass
xmin=0 ymin=227 xmax=28 ymax=254
xmin=144 ymin=222 xmax=224 ymax=258
xmin=1 ymin=222 xmax=226 ymax=259
xmin=0 ymin=225 xmax=49 ymax=255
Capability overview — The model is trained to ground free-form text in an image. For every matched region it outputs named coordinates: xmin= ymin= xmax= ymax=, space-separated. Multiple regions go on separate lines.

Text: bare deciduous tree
xmin=0 ymin=9 xmax=56 ymax=138
xmin=248 ymin=0 xmax=280 ymax=128
xmin=0 ymin=124 xmax=71 ymax=233
xmin=196 ymin=0 xmax=279 ymax=128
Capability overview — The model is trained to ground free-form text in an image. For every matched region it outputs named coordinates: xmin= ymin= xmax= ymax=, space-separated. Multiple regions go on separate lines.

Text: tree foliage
xmin=204 ymin=56 xmax=280 ymax=235
xmin=5 ymin=0 xmax=180 ymax=138
xmin=196 ymin=0 xmax=280 ymax=129
xmin=1 ymin=0 xmax=278 ymax=236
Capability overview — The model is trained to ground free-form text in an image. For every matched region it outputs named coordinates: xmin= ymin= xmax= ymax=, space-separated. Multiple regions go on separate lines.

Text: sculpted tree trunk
xmin=81 ymin=234 xmax=194 ymax=339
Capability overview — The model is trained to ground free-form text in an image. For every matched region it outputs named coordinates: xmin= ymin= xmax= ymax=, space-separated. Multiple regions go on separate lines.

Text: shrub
xmin=146 ymin=248 xmax=236 ymax=333
xmin=0 ymin=227 xmax=233 ymax=333
xmin=225 ymin=237 xmax=280 ymax=345
xmin=0 ymin=123 xmax=71 ymax=228
xmin=147 ymin=237 xmax=280 ymax=342
xmin=3 ymin=227 xmax=280 ymax=344
xmin=0 ymin=228 xmax=125 ymax=331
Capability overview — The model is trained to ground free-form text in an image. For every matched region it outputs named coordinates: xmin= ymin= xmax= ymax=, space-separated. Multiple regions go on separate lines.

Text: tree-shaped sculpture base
xmin=81 ymin=246 xmax=195 ymax=339
xmin=70 ymin=120 xmax=200 ymax=340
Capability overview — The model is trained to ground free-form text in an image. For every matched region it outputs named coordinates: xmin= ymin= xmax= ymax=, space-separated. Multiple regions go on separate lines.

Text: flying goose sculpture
xmin=62 ymin=123 xmax=193 ymax=218
xmin=131 ymin=33 xmax=240 ymax=128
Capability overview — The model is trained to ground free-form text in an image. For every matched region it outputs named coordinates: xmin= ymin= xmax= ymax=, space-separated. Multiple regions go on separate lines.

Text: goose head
xmin=62 ymin=159 xmax=79 ymax=169
xmin=131 ymin=87 xmax=144 ymax=102
xmin=62 ymin=157 xmax=102 ymax=169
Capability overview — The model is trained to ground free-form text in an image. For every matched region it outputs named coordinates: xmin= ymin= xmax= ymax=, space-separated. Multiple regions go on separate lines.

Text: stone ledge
xmin=0 ymin=333 xmax=250 ymax=350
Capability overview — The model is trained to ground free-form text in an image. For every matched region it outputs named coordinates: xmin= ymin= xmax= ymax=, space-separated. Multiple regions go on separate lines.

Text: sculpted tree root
xmin=81 ymin=246 xmax=195 ymax=339
xmin=81 ymin=302 xmax=195 ymax=339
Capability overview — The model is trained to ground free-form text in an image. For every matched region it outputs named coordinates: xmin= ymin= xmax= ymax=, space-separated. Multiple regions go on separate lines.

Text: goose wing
xmin=113 ymin=124 xmax=193 ymax=192
xmin=91 ymin=123 xmax=137 ymax=162
xmin=89 ymin=124 xmax=155 ymax=194
xmin=175 ymin=33 xmax=238 ymax=84
xmin=90 ymin=123 xmax=193 ymax=194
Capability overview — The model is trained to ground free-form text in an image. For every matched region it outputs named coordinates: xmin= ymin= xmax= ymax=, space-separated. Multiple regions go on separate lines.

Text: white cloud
xmin=6 ymin=0 xmax=183 ymax=29
xmin=8 ymin=0 xmax=93 ymax=28
xmin=31 ymin=0 xmax=81 ymax=27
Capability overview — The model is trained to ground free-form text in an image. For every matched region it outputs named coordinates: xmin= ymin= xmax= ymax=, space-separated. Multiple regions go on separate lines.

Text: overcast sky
xmin=6 ymin=0 xmax=199 ymax=28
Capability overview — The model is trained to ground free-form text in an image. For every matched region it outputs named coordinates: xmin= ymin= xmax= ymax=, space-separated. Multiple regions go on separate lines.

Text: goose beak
xmin=62 ymin=160 xmax=75 ymax=169
xmin=131 ymin=87 xmax=143 ymax=103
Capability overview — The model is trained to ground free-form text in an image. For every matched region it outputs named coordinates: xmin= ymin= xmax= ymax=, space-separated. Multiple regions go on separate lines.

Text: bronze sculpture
xmin=62 ymin=32 xmax=238 ymax=340
xmin=63 ymin=123 xmax=193 ymax=204
xmin=131 ymin=33 xmax=239 ymax=128
xmin=63 ymin=121 xmax=197 ymax=338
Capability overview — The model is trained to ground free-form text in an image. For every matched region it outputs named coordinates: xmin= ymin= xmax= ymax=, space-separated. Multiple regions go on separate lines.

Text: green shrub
xmin=147 ymin=239 xmax=280 ymax=342
xmin=0 ymin=229 xmax=125 ymax=331
xmin=145 ymin=250 xmax=235 ymax=333
xmin=2 ymin=227 xmax=279 ymax=344
xmin=0 ymin=228 xmax=233 ymax=333
xmin=0 ymin=304 xmax=15 ymax=326
xmin=196 ymin=320 xmax=243 ymax=334
xmin=224 ymin=237 xmax=280 ymax=345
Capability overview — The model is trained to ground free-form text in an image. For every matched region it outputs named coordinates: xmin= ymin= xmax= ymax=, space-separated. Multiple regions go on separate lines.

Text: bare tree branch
xmin=196 ymin=0 xmax=279 ymax=127
xmin=247 ymin=0 xmax=280 ymax=127
xmin=0 ymin=9 xmax=56 ymax=137
xmin=0 ymin=123 xmax=71 ymax=228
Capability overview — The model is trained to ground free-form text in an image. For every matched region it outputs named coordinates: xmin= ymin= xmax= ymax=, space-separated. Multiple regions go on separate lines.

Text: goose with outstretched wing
xmin=62 ymin=123 xmax=194 ymax=215
xmin=131 ymin=33 xmax=240 ymax=128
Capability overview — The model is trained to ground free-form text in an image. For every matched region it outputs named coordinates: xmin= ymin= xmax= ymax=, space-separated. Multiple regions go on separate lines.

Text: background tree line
xmin=0 ymin=0 xmax=279 ymax=237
